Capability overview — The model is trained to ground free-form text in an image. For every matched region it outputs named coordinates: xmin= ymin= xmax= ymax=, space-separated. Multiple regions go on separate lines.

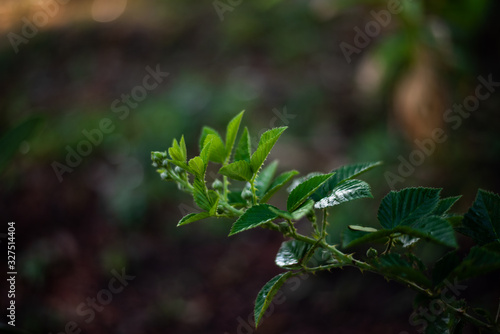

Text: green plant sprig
xmin=152 ymin=111 xmax=500 ymax=333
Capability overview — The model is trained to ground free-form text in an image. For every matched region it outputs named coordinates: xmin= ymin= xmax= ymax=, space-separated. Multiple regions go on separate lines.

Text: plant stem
xmin=443 ymin=301 xmax=497 ymax=332
xmin=250 ymin=174 xmax=258 ymax=205
xmin=169 ymin=170 xmax=194 ymax=192
xmin=223 ymin=175 xmax=229 ymax=202
xmin=220 ymin=201 xmax=244 ymax=216
xmin=288 ymin=230 xmax=432 ymax=296
xmin=321 ymin=209 xmax=328 ymax=239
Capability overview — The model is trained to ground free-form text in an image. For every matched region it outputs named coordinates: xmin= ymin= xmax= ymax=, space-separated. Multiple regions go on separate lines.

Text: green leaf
xmin=193 ymin=177 xmax=212 ymax=211
xmin=229 ymin=204 xmax=278 ymax=236
xmin=179 ymin=135 xmax=187 ymax=163
xmin=378 ymin=187 xmax=442 ymax=229
xmin=199 ymin=126 xmax=222 ymax=151
xmin=291 ymin=199 xmax=315 ymax=220
xmin=407 ymin=216 xmax=457 ymax=248
xmin=225 ymin=110 xmax=244 ymax=161
xmin=311 ymin=161 xmax=382 ymax=201
xmin=254 ymin=272 xmax=293 ymax=328
xmin=287 ymin=173 xmax=334 ymax=212
xmin=219 ymin=160 xmax=253 ymax=182
xmin=342 ymin=228 xmax=391 ymax=248
xmin=188 ymin=156 xmax=206 ymax=178
xmin=199 ymin=137 xmax=213 ymax=164
xmin=374 ymin=254 xmax=431 ymax=288
xmin=348 ymin=225 xmax=378 ymax=233
xmin=234 ymin=127 xmax=251 ymax=163
xmin=342 ymin=216 xmax=457 ymax=249
xmin=458 ymin=189 xmax=500 ymax=245
xmin=208 ymin=190 xmax=220 ymax=215
xmin=203 ymin=133 xmax=226 ymax=164
xmin=0 ymin=116 xmax=43 ymax=175
xmin=314 ymin=179 xmax=373 ymax=209
xmin=433 ymin=196 xmax=461 ymax=216
xmin=446 ymin=246 xmax=500 ymax=282
xmin=168 ymin=137 xmax=187 ymax=162
xmin=269 ymin=199 xmax=315 ymax=221
xmin=255 ymin=160 xmax=278 ymax=199
xmin=275 ymin=240 xmax=313 ymax=269
xmin=250 ymin=127 xmax=287 ymax=173
xmin=260 ymin=170 xmax=299 ymax=203
xmin=177 ymin=212 xmax=211 ymax=226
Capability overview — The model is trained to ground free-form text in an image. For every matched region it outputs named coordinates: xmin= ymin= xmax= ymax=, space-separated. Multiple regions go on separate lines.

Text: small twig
xmin=321 ymin=208 xmax=328 ymax=239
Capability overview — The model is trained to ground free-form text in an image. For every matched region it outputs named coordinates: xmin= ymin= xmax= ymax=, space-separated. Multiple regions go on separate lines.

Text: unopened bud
xmin=212 ymin=179 xmax=224 ymax=190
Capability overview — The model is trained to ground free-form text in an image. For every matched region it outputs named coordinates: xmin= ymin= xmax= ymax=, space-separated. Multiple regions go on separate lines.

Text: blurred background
xmin=1 ymin=0 xmax=500 ymax=333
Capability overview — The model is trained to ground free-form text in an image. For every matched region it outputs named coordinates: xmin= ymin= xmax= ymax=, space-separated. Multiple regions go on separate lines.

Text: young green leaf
xmin=250 ymin=127 xmax=287 ymax=173
xmin=378 ymin=187 xmax=441 ymax=229
xmin=275 ymin=240 xmax=313 ymax=269
xmin=219 ymin=160 xmax=253 ymax=182
xmin=311 ymin=161 xmax=382 ymax=201
xmin=199 ymin=126 xmax=222 ymax=151
xmin=168 ymin=138 xmax=185 ymax=162
xmin=178 ymin=212 xmax=211 ymax=226
xmin=179 ymin=135 xmax=187 ymax=162
xmin=188 ymin=156 xmax=206 ymax=178
xmin=255 ymin=160 xmax=278 ymax=199
xmin=287 ymin=173 xmax=334 ymax=212
xmin=254 ymin=272 xmax=293 ymax=328
xmin=234 ymin=127 xmax=251 ymax=163
xmin=314 ymin=179 xmax=373 ymax=209
xmin=229 ymin=204 xmax=279 ymax=236
xmin=225 ymin=110 xmax=245 ymax=162
xmin=458 ymin=189 xmax=500 ymax=245
xmin=203 ymin=133 xmax=226 ymax=164
xmin=193 ymin=177 xmax=213 ymax=211
xmin=260 ymin=170 xmax=299 ymax=203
